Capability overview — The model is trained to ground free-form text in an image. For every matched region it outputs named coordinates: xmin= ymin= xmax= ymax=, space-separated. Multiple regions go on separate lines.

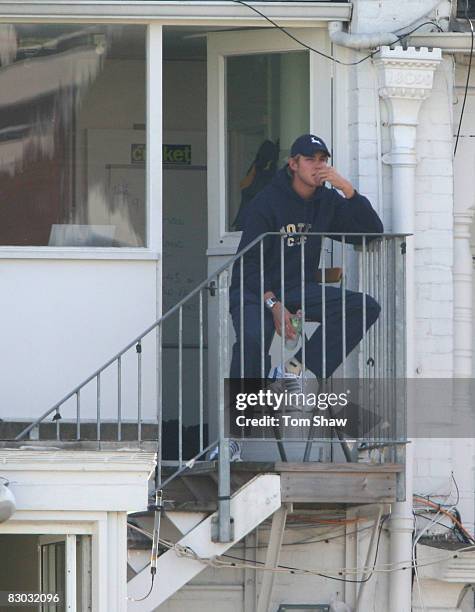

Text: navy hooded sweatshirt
xmin=230 ymin=166 xmax=383 ymax=306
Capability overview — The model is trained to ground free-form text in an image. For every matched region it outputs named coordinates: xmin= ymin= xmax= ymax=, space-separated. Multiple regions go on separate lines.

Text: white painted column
xmin=108 ymin=512 xmax=128 ymax=612
xmin=65 ymin=534 xmax=77 ymax=612
xmin=279 ymin=53 xmax=309 ymax=155
xmin=147 ymin=23 xmax=163 ymax=322
xmin=452 ymin=210 xmax=475 ymax=536
xmin=92 ymin=516 xmax=108 ymax=612
xmin=452 ymin=58 xmax=475 ymax=549
xmin=375 ymin=46 xmax=442 ymax=612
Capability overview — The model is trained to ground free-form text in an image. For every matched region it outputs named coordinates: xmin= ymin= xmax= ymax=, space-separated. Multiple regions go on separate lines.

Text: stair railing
xmin=13 ymin=231 xmax=408 ymax=542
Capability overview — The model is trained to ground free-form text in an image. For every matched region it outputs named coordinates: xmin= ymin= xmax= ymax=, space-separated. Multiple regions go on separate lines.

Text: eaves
xmin=408 ymin=32 xmax=475 ymax=53
xmin=0 ymin=1 xmax=352 ymax=25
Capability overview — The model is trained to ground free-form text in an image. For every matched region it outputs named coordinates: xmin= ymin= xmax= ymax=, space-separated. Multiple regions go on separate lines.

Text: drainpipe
xmin=328 ymin=21 xmax=398 ymax=50
xmin=453 ymin=208 xmax=474 ymax=377
xmin=375 ymin=46 xmax=442 ymax=612
xmin=453 ymin=207 xmax=475 ymax=533
xmin=328 ymin=2 xmax=451 ymax=50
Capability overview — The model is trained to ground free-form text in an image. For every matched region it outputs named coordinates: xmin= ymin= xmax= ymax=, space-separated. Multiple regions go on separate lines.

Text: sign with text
xmin=130 ymin=143 xmax=192 ymax=165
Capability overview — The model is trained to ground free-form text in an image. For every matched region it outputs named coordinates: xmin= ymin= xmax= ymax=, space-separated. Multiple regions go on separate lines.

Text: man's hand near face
xmin=315 ymin=166 xmax=355 ymax=199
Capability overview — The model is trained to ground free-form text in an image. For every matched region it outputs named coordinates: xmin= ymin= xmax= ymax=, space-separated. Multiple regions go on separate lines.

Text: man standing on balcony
xmin=229 ymin=134 xmax=383 ymax=385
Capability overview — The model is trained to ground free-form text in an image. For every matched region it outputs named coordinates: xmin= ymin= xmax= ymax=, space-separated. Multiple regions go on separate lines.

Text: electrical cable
xmin=412 ymin=490 xmax=470 ymax=611
xmin=127 ymin=515 xmax=380 ymax=550
xmin=166 ymin=538 xmax=475 ymax=580
xmin=413 ymin=495 xmax=475 ymax=544
xmin=128 ymin=493 xmax=475 ymax=586
xmin=128 ymin=576 xmax=155 ymax=602
xmin=205 ymin=516 xmax=385 ymax=584
xmin=412 ymin=512 xmax=425 ymax=612
xmin=412 ymin=504 xmax=453 ymax=612
xmin=451 ymin=471 xmax=461 ymax=506
xmin=149 ymin=529 xmax=475 ymax=581
xmin=128 ymin=518 xmax=379 ymax=550
xmin=454 ymin=2 xmax=474 ymax=157
xmin=232 ymin=0 xmax=442 ymax=67
xmin=414 ymin=511 xmax=458 ymax=533
xmin=250 ymin=522 xmax=378 ymax=549
xmin=414 ymin=472 xmax=460 ymax=508
xmin=127 ymin=469 xmax=163 ymax=602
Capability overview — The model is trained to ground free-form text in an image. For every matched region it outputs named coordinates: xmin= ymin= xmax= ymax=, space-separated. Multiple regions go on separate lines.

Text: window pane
xmin=226 ymin=51 xmax=309 ymax=232
xmin=0 ymin=24 xmax=146 ymax=247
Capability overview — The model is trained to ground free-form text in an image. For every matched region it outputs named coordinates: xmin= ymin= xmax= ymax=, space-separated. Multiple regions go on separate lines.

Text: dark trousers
xmin=230 ymin=284 xmax=380 ymax=379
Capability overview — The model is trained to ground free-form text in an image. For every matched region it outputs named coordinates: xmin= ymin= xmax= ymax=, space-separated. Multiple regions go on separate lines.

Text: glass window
xmin=226 ymin=51 xmax=309 ymax=232
xmin=0 ymin=24 xmax=146 ymax=247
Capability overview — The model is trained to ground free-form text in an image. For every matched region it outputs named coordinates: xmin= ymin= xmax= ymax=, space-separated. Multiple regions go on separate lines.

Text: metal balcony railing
xmin=3 ymin=232 xmax=407 ymax=540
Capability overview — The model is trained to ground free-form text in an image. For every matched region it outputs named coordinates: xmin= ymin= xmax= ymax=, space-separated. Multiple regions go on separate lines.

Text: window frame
xmin=0 ymin=20 xmax=160 ymax=260
xmin=207 ymin=27 xmax=333 ymax=254
xmin=0 ymin=1 xmax=346 ymax=259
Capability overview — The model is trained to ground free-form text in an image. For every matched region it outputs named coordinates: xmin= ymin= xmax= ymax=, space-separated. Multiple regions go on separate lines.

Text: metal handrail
xmin=15 ymin=231 xmax=406 ymax=441
xmin=14 ymin=231 xmax=269 ymax=440
xmin=10 ymin=230 xmax=408 ymax=544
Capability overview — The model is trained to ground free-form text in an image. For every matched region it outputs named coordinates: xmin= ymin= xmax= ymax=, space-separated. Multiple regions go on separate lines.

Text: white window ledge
xmin=0 ymin=247 xmax=160 ymax=261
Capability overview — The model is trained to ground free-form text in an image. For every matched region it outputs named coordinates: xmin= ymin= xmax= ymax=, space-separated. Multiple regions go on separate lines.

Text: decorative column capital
xmin=375 ymin=46 xmax=442 ymax=165
xmin=375 ymin=46 xmax=442 ymax=104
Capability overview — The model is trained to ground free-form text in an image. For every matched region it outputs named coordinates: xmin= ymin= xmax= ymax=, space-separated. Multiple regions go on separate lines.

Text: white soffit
xmin=0 ymin=2 xmax=352 ymax=25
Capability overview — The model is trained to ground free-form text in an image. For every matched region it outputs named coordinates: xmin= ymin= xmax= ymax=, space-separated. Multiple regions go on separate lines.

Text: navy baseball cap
xmin=290 ymin=134 xmax=331 ymax=158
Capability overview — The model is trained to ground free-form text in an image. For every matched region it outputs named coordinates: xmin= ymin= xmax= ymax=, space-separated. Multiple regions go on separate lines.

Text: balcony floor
xmin=161 ymin=460 xmax=404 ymax=509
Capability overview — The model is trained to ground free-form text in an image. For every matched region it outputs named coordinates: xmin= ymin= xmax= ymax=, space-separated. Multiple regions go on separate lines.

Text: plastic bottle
xmin=285 ymin=314 xmax=302 ymax=350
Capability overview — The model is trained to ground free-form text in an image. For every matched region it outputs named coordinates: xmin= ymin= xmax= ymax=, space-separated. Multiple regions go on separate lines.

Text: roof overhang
xmin=408 ymin=32 xmax=475 ymax=53
xmin=0 ymin=1 xmax=352 ymax=25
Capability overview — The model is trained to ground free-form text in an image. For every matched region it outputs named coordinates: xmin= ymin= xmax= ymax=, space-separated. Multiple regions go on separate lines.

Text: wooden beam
xmin=280 ymin=472 xmax=397 ymax=504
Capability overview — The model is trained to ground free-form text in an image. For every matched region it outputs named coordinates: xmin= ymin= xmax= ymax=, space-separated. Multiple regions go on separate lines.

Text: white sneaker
xmin=270 ymin=360 xmax=307 ymax=410
xmin=229 ymin=439 xmax=243 ymax=462
xmin=209 ymin=440 xmax=242 ymax=462
xmin=271 ymin=359 xmax=303 ymax=394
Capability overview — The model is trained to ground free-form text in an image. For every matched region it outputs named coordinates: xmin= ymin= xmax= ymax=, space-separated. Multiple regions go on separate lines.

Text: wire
xmin=412 ymin=504 xmax=451 ymax=612
xmin=412 ymin=512 xmax=425 ymax=612
xmin=414 ymin=472 xmax=460 ymax=508
xmin=128 ymin=518 xmax=380 ymax=553
xmin=412 ymin=491 xmax=469 ymax=611
xmin=259 ymin=522 xmax=378 ymax=549
xmin=454 ymin=3 xmax=474 ymax=157
xmin=413 ymin=495 xmax=475 ymax=544
xmin=415 ymin=511 xmax=457 ymax=533
xmin=452 ymin=471 xmax=461 ymax=506
xmin=127 ymin=575 xmax=155 ymax=602
xmin=210 ymin=517 xmax=385 ymax=584
xmin=232 ymin=0 xmax=442 ymax=67
xmin=153 ymin=530 xmax=475 ymax=582
xmin=133 ymin=514 xmax=475 ymax=581
xmin=169 ymin=538 xmax=475 ymax=580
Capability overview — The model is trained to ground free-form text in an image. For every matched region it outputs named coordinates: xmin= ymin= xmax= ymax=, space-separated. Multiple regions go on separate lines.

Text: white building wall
xmin=415 ymin=58 xmax=455 ymax=378
xmin=158 ymin=517 xmax=391 ymax=612
xmin=346 ymin=7 xmax=460 ymax=501
xmin=343 ymin=27 xmax=460 ymax=524
xmin=0 ymin=258 xmax=158 ymax=421
xmin=0 ymin=4 xmax=472 ymax=611
xmin=351 ymin=0 xmax=451 ymax=33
